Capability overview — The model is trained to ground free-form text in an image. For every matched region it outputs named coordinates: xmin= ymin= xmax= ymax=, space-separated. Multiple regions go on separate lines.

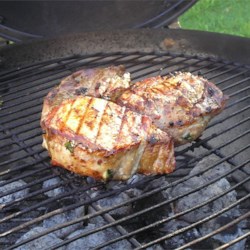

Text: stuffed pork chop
xmin=117 ymin=72 xmax=227 ymax=145
xmin=41 ymin=96 xmax=175 ymax=180
xmin=41 ymin=65 xmax=131 ymax=121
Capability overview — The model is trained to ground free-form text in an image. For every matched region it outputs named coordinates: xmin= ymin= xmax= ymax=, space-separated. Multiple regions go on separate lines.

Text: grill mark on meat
xmin=117 ymin=109 xmax=142 ymax=148
xmin=76 ymin=97 xmax=92 ymax=134
xmin=92 ymin=100 xmax=108 ymax=146
xmin=115 ymin=107 xmax=127 ymax=145
xmin=66 ymin=98 xmax=87 ymax=133
xmin=86 ymin=98 xmax=108 ymax=141
xmin=63 ymin=99 xmax=76 ymax=131
xmin=129 ymin=88 xmax=161 ymax=119
xmin=152 ymin=144 xmax=164 ymax=173
xmin=149 ymin=86 xmax=166 ymax=95
xmin=49 ymin=101 xmax=73 ymax=132
xmin=41 ymin=105 xmax=60 ymax=130
xmin=129 ymin=88 xmax=148 ymax=103
xmin=95 ymin=101 xmax=124 ymax=151
xmin=165 ymin=141 xmax=175 ymax=172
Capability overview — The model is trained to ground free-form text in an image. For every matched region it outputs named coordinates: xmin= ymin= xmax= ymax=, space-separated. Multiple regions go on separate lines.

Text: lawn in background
xmin=179 ymin=0 xmax=250 ymax=38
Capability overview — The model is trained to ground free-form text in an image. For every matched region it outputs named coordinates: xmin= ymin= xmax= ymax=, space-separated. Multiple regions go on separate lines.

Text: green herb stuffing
xmin=182 ymin=132 xmax=193 ymax=141
xmin=103 ymin=169 xmax=114 ymax=181
xmin=65 ymin=141 xmax=74 ymax=153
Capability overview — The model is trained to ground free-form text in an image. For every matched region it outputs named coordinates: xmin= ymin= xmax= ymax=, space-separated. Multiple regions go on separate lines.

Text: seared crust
xmin=41 ymin=65 xmax=131 ymax=121
xmin=117 ymin=72 xmax=228 ymax=145
xmin=139 ymin=126 xmax=175 ymax=174
xmin=41 ymin=96 xmax=175 ymax=180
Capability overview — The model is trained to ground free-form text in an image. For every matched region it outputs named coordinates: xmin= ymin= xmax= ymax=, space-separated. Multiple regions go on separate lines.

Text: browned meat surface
xmin=117 ymin=72 xmax=227 ymax=145
xmin=41 ymin=65 xmax=131 ymax=121
xmin=41 ymin=96 xmax=175 ymax=180
xmin=41 ymin=66 xmax=227 ymax=180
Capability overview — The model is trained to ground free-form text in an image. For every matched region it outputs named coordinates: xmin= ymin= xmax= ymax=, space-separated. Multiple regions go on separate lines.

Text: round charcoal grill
xmin=0 ymin=30 xmax=249 ymax=249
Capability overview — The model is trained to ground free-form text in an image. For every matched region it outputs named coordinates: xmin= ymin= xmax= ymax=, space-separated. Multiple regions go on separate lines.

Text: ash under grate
xmin=0 ymin=52 xmax=249 ymax=249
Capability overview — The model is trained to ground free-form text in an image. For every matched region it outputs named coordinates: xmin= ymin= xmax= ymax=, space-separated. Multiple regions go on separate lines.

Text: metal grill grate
xmin=0 ymin=51 xmax=249 ymax=249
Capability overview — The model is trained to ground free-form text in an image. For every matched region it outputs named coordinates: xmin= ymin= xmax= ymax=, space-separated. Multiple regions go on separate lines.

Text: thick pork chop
xmin=41 ymin=65 xmax=131 ymax=121
xmin=41 ymin=96 xmax=175 ymax=180
xmin=117 ymin=72 xmax=227 ymax=145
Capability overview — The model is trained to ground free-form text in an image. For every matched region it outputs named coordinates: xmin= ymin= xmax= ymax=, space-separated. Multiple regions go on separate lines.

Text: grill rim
xmin=1 ymin=29 xmax=250 ymax=70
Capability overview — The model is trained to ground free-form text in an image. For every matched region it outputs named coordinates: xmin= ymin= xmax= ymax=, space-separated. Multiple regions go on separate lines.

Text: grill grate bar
xmin=0 ymin=118 xmax=248 ymax=215
xmin=0 ymin=109 xmax=41 ymax=130
xmin=165 ymin=57 xmax=218 ymax=75
xmin=134 ymin=196 xmax=250 ymax=249
xmin=0 ymin=53 xmax=244 ymax=105
xmin=0 ymin=52 xmax=123 ymax=87
xmin=1 ymin=176 xmax=76 ymax=212
xmin=184 ymin=59 xmax=224 ymax=74
xmin=2 ymin=98 xmax=248 ymax=162
xmin=0 ymin=147 xmax=45 ymax=167
xmin=0 ymin=137 xmax=42 ymax=158
xmin=0 ymin=55 xmax=79 ymax=79
xmin=1 ymin=51 xmax=249 ymax=249
xmin=213 ymin=70 xmax=250 ymax=86
xmin=39 ymin=163 xmax=250 ymax=249
xmin=201 ymin=140 xmax=250 ymax=193
xmin=216 ymin=231 xmax=250 ymax=250
xmin=220 ymin=95 xmax=249 ymax=111
xmin=206 ymin=104 xmax=249 ymax=130
xmin=58 ymin=175 xmax=250 ymax=250
xmin=0 ymin=179 xmax=68 ymax=215
xmin=0 ymin=181 xmax=104 ymax=229
xmin=0 ymin=146 xmax=44 ymax=167
xmin=0 ymin=156 xmax=49 ymax=179
xmin=0 ymin=105 xmax=41 ymax=125
xmin=0 ymin=177 xmax=155 ymax=237
xmin=0 ymin=172 xmax=59 ymax=201
xmin=1 ymin=61 xmax=233 ymax=125
xmin=4 ymin=148 xmax=249 ymax=246
xmin=176 ymin=117 xmax=249 ymax=157
xmin=1 ymin=91 xmax=248 ymax=144
xmin=0 ymin=121 xmax=45 ymax=141
xmin=0 ymin=113 xmax=41 ymax=131
xmin=175 ymin=211 xmax=250 ymax=250
xmin=88 ymin=203 xmax=141 ymax=248
xmin=1 ymin=119 xmax=248 ymax=204
xmin=0 ymin=55 xmax=163 ymax=112
xmin=228 ymin=85 xmax=250 ymax=98
xmin=2 ymin=116 xmax=248 ymax=191
xmin=0 ymin=167 xmax=50 ymax=187
xmin=221 ymin=77 xmax=250 ymax=92
xmin=0 ymin=52 xmax=161 ymax=92
xmin=205 ymin=65 xmax=243 ymax=80
xmin=197 ymin=62 xmax=231 ymax=76
xmin=0 ymin=52 xmax=134 ymax=96
xmin=132 ymin=57 xmax=194 ymax=79
xmin=8 ymin=177 xmax=250 ymax=250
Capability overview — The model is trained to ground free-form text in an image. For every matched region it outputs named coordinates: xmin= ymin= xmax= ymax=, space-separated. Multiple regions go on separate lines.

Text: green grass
xmin=179 ymin=0 xmax=250 ymax=38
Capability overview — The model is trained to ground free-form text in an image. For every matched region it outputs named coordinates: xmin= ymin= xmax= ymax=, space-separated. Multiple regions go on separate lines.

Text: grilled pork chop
xmin=41 ymin=65 xmax=131 ymax=121
xmin=117 ymin=72 xmax=227 ymax=145
xmin=41 ymin=96 xmax=175 ymax=180
xmin=41 ymin=66 xmax=226 ymax=180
